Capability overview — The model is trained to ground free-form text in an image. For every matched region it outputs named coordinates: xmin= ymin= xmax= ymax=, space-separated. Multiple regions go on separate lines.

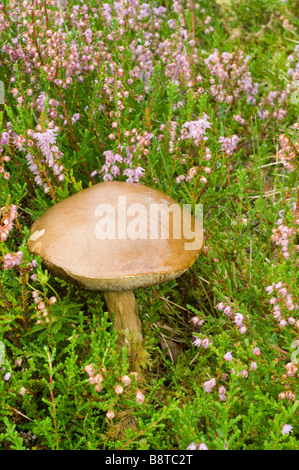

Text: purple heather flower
xmin=109 ymin=165 xmax=120 ymax=178
xmin=0 ymin=132 xmax=10 ymax=146
xmin=187 ymin=442 xmax=197 ymax=450
xmin=34 ymin=129 xmax=57 ymax=161
xmin=4 ymin=372 xmax=11 ymax=381
xmin=85 ymin=29 xmax=93 ymax=44
xmin=71 ymin=113 xmax=80 ymax=123
xmin=218 ymin=385 xmax=227 ymax=401
xmin=193 ymin=336 xmax=202 ymax=347
xmin=198 ymin=443 xmax=208 ymax=450
xmin=4 ymin=251 xmax=23 ymax=270
xmin=219 ymin=135 xmax=240 ymax=155
xmin=265 ymin=285 xmax=274 ymax=295
xmin=282 ymin=424 xmax=293 ymax=436
xmin=216 ymin=302 xmax=225 ymax=311
xmin=203 ymin=378 xmax=216 ymax=393
xmin=237 ymin=369 xmax=248 ymax=378
xmin=224 ymin=351 xmax=233 ymax=361
xmin=181 ymin=114 xmax=211 ymax=145
xmin=134 ymin=166 xmax=145 ymax=181
xmin=223 ymin=306 xmax=233 ymax=316
xmin=239 ymin=325 xmax=247 ymax=334
xmin=234 ymin=313 xmax=244 ymax=326
xmin=201 ymin=338 xmax=210 ymax=349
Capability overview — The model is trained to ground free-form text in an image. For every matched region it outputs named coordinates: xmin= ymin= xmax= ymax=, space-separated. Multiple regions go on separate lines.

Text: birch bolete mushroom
xmin=27 ymin=181 xmax=204 ymax=345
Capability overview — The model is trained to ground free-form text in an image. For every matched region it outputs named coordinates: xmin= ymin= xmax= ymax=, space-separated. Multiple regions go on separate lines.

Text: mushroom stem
xmin=104 ymin=290 xmax=143 ymax=344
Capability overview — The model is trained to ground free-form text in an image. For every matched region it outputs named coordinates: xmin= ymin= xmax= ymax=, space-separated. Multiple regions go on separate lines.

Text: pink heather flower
xmin=4 ymin=372 xmax=11 ymax=381
xmin=216 ymin=302 xmax=225 ymax=311
xmin=190 ymin=316 xmax=204 ymax=326
xmin=237 ymin=369 xmax=248 ymax=378
xmin=136 ymin=390 xmax=144 ymax=404
xmin=0 ymin=204 xmax=18 ymax=241
xmin=71 ymin=113 xmax=80 ymax=123
xmin=133 ymin=166 xmax=145 ymax=182
xmin=185 ymin=167 xmax=197 ymax=181
xmin=193 ymin=336 xmax=202 ymax=347
xmin=279 ymin=288 xmax=288 ymax=297
xmin=234 ymin=313 xmax=244 ymax=326
xmin=85 ymin=28 xmax=93 ymax=43
xmin=224 ymin=351 xmax=233 ymax=361
xmin=218 ymin=385 xmax=227 ymax=401
xmin=282 ymin=424 xmax=293 ymax=436
xmin=273 ymin=309 xmax=281 ymax=319
xmin=94 ymin=373 xmax=103 ymax=385
xmin=0 ymin=132 xmax=10 ymax=146
xmin=121 ymin=375 xmax=131 ymax=386
xmin=233 ymin=113 xmax=245 ymax=125
xmin=176 ymin=174 xmax=185 ymax=183
xmin=223 ymin=306 xmax=233 ymax=316
xmin=3 ymin=251 xmax=23 ymax=270
xmin=265 ymin=285 xmax=274 ymax=295
xmin=103 ymin=173 xmax=113 ymax=182
xmin=250 ymin=362 xmax=257 ymax=370
xmin=84 ymin=364 xmax=94 ymax=377
xmin=285 ymin=391 xmax=296 ymax=401
xmin=187 ymin=442 xmax=197 ymax=450
xmin=219 ymin=135 xmax=240 ymax=155
xmin=203 ymin=378 xmax=216 ymax=393
xmin=201 ymin=338 xmax=210 ymax=349
xmin=286 ymin=296 xmax=294 ymax=308
xmin=19 ymin=387 xmax=26 ymax=396
xmin=122 ymin=168 xmax=134 ymax=179
xmin=253 ymin=347 xmax=261 ymax=356
xmin=34 ymin=129 xmax=57 ymax=161
xmin=285 ymin=363 xmax=298 ymax=377
xmin=198 ymin=443 xmax=208 ymax=450
xmin=110 ymin=165 xmax=121 ymax=177
xmin=106 ymin=410 xmax=115 ymax=420
xmin=115 ymin=384 xmax=124 ymax=394
xmin=181 ymin=114 xmax=211 ymax=145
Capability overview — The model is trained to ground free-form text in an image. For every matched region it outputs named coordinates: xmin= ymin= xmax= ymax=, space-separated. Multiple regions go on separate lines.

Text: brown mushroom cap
xmin=28 ymin=181 xmax=203 ymax=291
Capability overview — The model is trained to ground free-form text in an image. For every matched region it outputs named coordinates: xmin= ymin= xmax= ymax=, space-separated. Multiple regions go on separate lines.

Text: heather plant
xmin=0 ymin=0 xmax=298 ymax=451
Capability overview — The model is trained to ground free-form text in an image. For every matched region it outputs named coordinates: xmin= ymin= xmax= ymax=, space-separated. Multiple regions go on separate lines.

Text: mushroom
xmin=27 ymin=181 xmax=204 ymax=346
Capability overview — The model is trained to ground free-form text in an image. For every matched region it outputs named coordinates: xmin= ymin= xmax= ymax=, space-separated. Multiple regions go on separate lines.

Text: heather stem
xmin=46 ymin=350 xmax=59 ymax=449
